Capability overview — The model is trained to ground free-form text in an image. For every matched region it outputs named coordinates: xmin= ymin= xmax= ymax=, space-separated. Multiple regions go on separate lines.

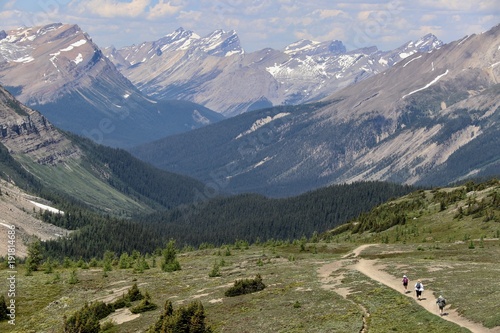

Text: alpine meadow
xmin=0 ymin=6 xmax=499 ymax=333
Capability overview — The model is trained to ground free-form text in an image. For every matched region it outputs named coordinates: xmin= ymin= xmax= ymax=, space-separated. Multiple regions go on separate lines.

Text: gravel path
xmin=319 ymin=244 xmax=500 ymax=333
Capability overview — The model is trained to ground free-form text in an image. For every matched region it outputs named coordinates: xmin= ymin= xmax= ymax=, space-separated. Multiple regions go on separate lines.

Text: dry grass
xmin=1 ymin=240 xmax=499 ymax=332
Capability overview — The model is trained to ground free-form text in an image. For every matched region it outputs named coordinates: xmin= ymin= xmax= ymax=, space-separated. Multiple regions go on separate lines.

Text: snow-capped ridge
xmin=158 ymin=27 xmax=200 ymax=50
xmin=198 ymin=29 xmax=243 ymax=56
xmin=284 ymin=39 xmax=346 ymax=57
xmin=0 ymin=23 xmax=223 ymax=148
xmin=106 ymin=25 xmax=445 ymax=116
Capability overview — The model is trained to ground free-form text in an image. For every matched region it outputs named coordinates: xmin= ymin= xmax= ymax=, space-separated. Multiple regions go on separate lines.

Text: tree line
xmin=42 ymin=181 xmax=414 ymax=259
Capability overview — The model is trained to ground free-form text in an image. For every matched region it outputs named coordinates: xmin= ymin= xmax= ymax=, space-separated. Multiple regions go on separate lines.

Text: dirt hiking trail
xmin=319 ymin=244 xmax=500 ymax=333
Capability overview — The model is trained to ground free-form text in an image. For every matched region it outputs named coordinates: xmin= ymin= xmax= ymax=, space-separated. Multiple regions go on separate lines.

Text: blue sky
xmin=1 ymin=0 xmax=498 ymax=51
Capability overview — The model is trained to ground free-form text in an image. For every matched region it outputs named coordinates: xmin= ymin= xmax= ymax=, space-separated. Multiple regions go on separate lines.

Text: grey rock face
xmin=106 ymin=28 xmax=443 ymax=116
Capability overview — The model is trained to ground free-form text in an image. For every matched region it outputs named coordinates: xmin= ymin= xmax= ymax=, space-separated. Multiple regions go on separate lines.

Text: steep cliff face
xmin=0 ymin=86 xmax=80 ymax=164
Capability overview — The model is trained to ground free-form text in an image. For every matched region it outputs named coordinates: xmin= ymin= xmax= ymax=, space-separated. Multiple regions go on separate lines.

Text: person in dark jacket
xmin=436 ymin=295 xmax=446 ymax=316
xmin=415 ymin=280 xmax=424 ymax=300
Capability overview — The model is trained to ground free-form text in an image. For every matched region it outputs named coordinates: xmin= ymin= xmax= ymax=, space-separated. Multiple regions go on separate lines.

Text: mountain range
xmin=0 ymin=23 xmax=223 ymax=148
xmin=104 ymin=27 xmax=443 ymax=116
xmin=130 ymin=24 xmax=500 ymax=197
xmin=0 ymin=82 xmax=416 ymax=258
xmin=0 ymin=20 xmax=499 ymax=333
xmin=0 ymin=21 xmax=498 ymax=198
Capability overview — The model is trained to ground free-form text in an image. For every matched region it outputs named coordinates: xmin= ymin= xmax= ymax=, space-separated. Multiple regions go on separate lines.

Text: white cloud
xmin=178 ymin=9 xmax=202 ymax=21
xmin=315 ymin=9 xmax=347 ymax=19
xmin=240 ymin=2 xmax=272 ymax=15
xmin=478 ymin=0 xmax=500 ymax=11
xmin=2 ymin=0 xmax=17 ymax=10
xmin=78 ymin=0 xmax=151 ymax=18
xmin=478 ymin=15 xmax=497 ymax=24
xmin=0 ymin=10 xmax=17 ymax=20
xmin=420 ymin=14 xmax=436 ymax=22
xmin=415 ymin=0 xmax=500 ymax=12
xmin=147 ymin=0 xmax=182 ymax=20
xmin=1 ymin=0 xmax=497 ymax=52
xmin=416 ymin=0 xmax=474 ymax=11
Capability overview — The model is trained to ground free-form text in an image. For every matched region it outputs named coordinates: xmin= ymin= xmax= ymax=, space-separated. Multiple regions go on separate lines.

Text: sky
xmin=0 ymin=0 xmax=498 ymax=52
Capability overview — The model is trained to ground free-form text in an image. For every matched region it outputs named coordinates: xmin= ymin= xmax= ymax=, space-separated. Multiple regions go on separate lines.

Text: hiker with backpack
xmin=402 ymin=275 xmax=409 ymax=293
xmin=415 ymin=280 xmax=424 ymax=300
xmin=436 ymin=295 xmax=447 ymax=316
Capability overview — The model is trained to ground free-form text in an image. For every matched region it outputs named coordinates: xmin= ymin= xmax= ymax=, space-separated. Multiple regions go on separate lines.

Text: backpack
xmin=416 ymin=282 xmax=421 ymax=289
xmin=437 ymin=297 xmax=446 ymax=306
xmin=403 ymin=277 xmax=408 ymax=284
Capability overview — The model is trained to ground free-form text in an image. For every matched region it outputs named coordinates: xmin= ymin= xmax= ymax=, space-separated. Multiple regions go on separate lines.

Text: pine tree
xmin=26 ymin=240 xmax=43 ymax=272
xmin=161 ymin=240 xmax=181 ymax=272
xmin=127 ymin=283 xmax=143 ymax=302
xmin=0 ymin=295 xmax=8 ymax=321
xmin=147 ymin=300 xmax=212 ymax=333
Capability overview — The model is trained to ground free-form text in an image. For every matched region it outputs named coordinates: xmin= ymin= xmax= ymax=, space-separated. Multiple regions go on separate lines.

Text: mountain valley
xmin=0 ymin=18 xmax=498 ymax=333
xmin=130 ymin=24 xmax=500 ymax=197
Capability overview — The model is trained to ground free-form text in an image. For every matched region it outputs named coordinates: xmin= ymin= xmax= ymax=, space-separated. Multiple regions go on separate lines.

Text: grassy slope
xmin=1 ymin=242 xmax=498 ymax=332
xmin=17 ymin=155 xmax=152 ymax=216
xmin=0 ymin=181 xmax=498 ymax=332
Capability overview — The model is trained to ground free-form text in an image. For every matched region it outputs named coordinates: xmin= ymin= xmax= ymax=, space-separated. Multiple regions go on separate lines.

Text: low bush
xmin=224 ymin=274 xmax=266 ymax=297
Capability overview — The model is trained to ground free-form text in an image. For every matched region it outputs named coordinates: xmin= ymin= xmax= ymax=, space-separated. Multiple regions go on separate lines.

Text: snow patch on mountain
xmin=399 ymin=50 xmax=416 ymax=59
xmin=107 ymin=27 xmax=444 ymax=116
xmin=253 ymin=156 xmax=273 ymax=168
xmin=60 ymin=39 xmax=87 ymax=52
xmin=13 ymin=55 xmax=34 ymax=63
xmin=284 ymin=40 xmax=320 ymax=54
xmin=402 ymin=69 xmax=449 ymax=98
xmin=73 ymin=53 xmax=83 ymax=64
xmin=403 ymin=55 xmax=422 ymax=67
xmin=29 ymin=200 xmax=64 ymax=215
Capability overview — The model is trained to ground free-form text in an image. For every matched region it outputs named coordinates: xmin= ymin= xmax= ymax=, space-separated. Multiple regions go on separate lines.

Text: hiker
xmin=402 ymin=275 xmax=409 ymax=293
xmin=415 ymin=280 xmax=424 ymax=300
xmin=436 ymin=295 xmax=446 ymax=316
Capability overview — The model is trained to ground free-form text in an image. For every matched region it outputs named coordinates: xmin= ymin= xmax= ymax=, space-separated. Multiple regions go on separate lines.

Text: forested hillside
xmin=327 ymin=178 xmax=500 ymax=242
xmin=71 ymin=134 xmax=209 ymax=210
xmin=42 ymin=181 xmax=414 ymax=259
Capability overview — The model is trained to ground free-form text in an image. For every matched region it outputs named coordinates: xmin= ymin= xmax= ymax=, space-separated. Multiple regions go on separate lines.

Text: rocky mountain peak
xmin=198 ymin=29 xmax=243 ymax=57
xmin=107 ymin=24 xmax=444 ymax=116
xmin=376 ymin=34 xmax=444 ymax=67
xmin=131 ymin=24 xmax=500 ymax=196
xmin=0 ymin=23 xmax=109 ymax=104
xmin=156 ymin=27 xmax=200 ymax=49
xmin=411 ymin=33 xmax=443 ymax=52
xmin=0 ymin=30 xmax=6 ymax=41
xmin=284 ymin=39 xmax=347 ymax=57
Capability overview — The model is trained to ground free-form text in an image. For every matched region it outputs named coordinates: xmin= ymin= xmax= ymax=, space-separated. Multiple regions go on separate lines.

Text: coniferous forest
xmin=4 ymin=133 xmax=416 ymax=260
xmin=41 ymin=180 xmax=415 ymax=259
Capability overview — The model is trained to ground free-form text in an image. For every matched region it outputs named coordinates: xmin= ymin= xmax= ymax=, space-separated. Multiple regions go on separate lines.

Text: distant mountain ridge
xmin=105 ymin=27 xmax=443 ymax=116
xmin=0 ymin=23 xmax=223 ymax=147
xmin=130 ymin=24 xmax=500 ymax=197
